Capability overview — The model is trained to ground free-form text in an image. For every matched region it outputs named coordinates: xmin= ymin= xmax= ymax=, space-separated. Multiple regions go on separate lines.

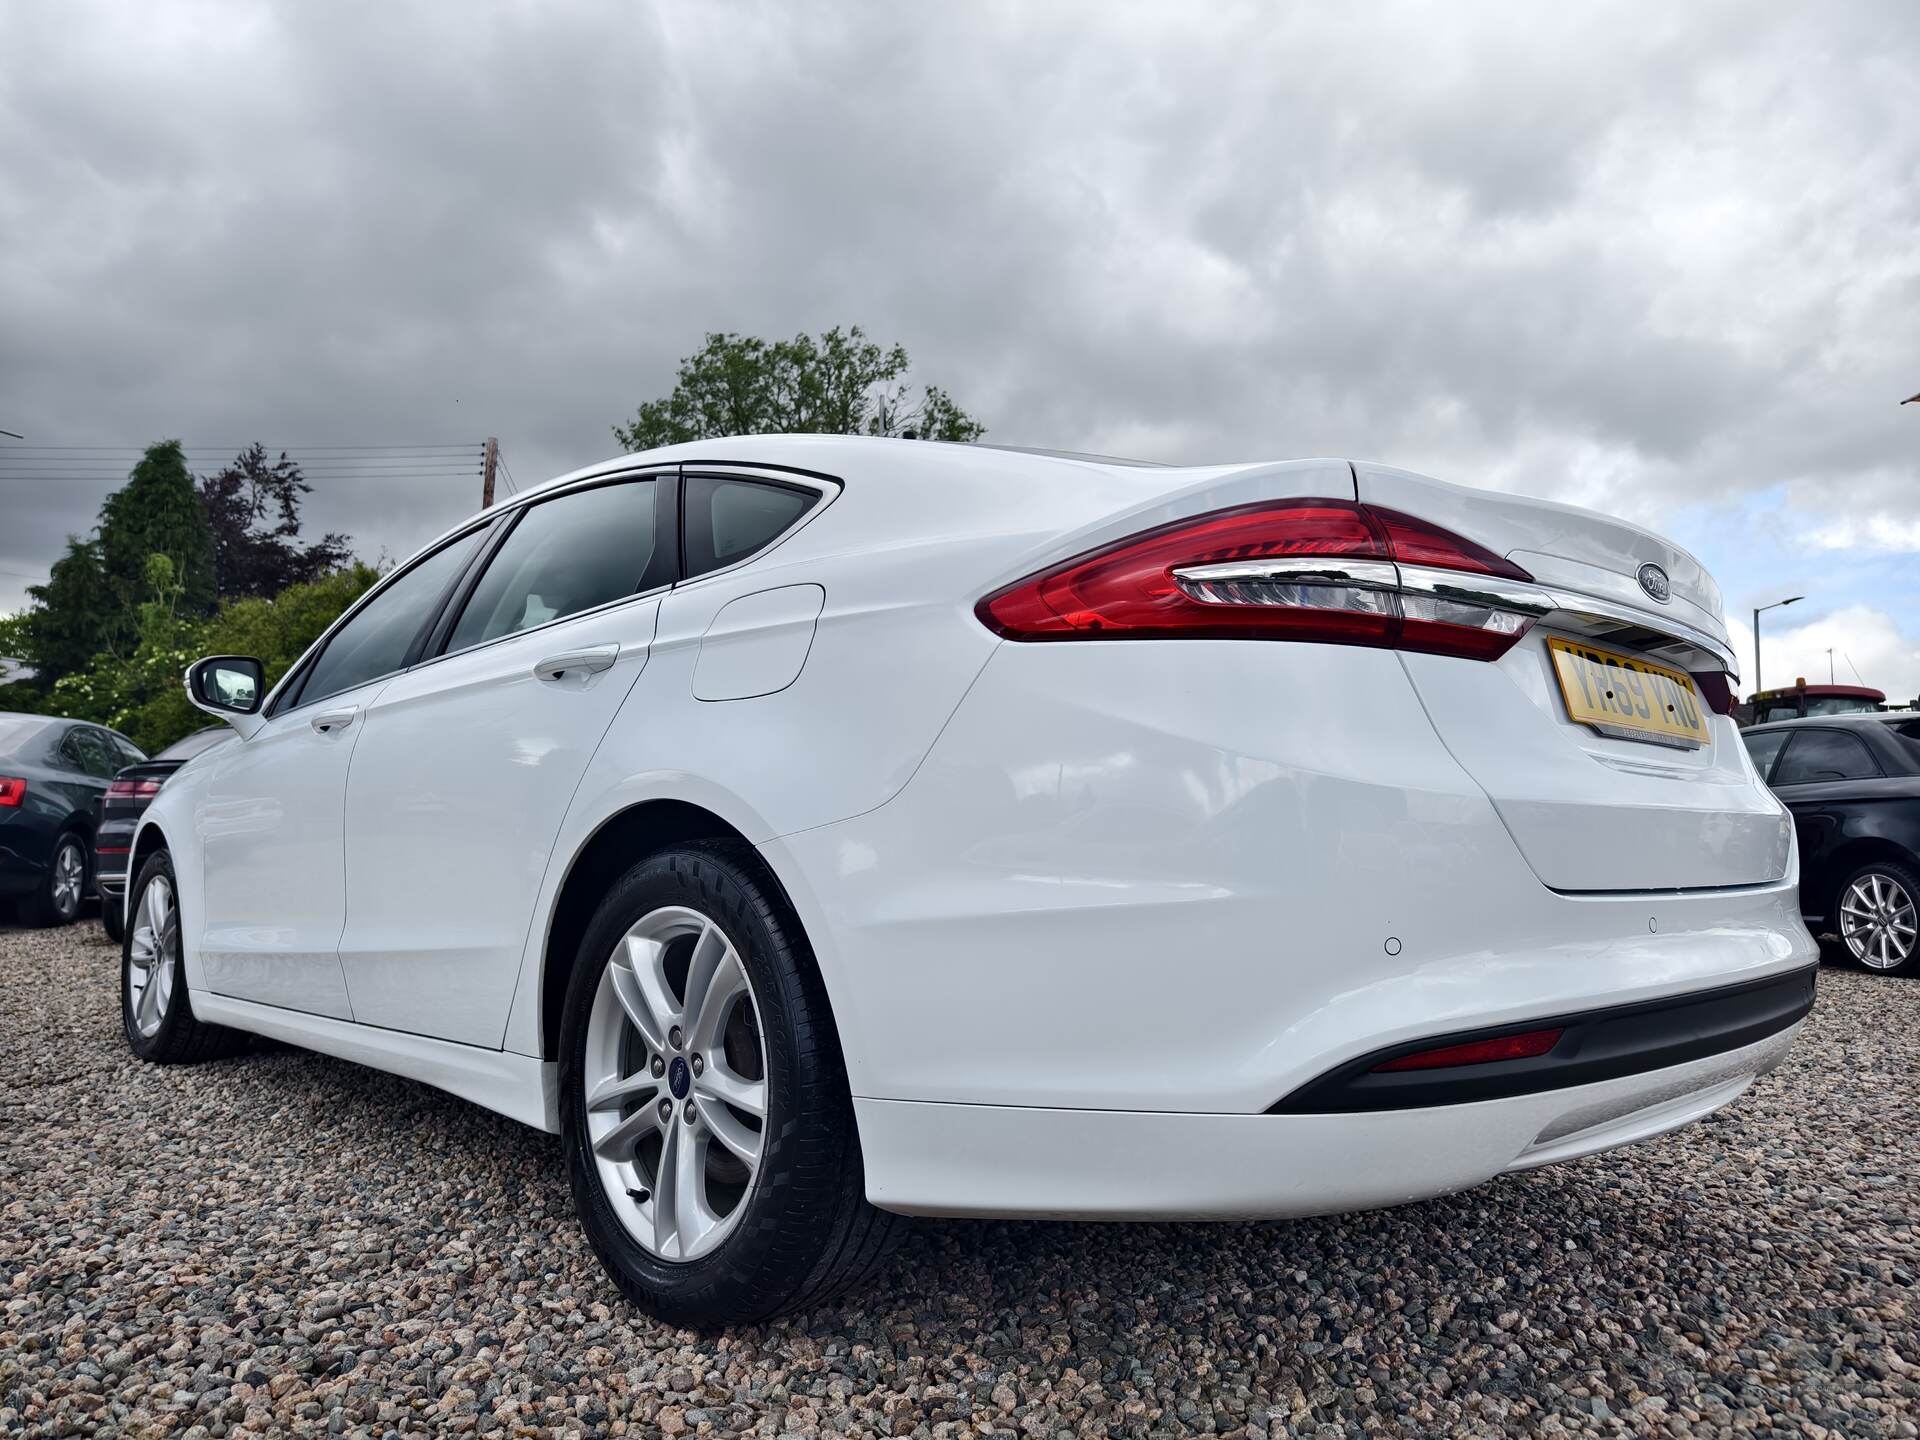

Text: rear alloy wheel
xmin=560 ymin=843 xmax=901 ymax=1327
xmin=584 ymin=903 xmax=770 ymax=1261
xmin=27 ymin=834 xmax=87 ymax=927
xmin=1836 ymin=861 xmax=1920 ymax=977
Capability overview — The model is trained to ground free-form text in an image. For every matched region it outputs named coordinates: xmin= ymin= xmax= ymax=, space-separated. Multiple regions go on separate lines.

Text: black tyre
xmin=1833 ymin=859 xmax=1920 ymax=977
xmin=24 ymin=831 xmax=87 ymax=927
xmin=101 ymin=896 xmax=125 ymax=944
xmin=559 ymin=841 xmax=901 ymax=1327
xmin=122 ymin=850 xmax=248 ymax=1062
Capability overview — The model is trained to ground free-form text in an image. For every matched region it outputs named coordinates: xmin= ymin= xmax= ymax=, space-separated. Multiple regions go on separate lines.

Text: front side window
xmin=295 ymin=529 xmax=484 ymax=707
xmin=683 ymin=475 xmax=818 ymax=580
xmin=1773 ymin=729 xmax=1879 ymax=785
xmin=446 ymin=480 xmax=664 ymax=653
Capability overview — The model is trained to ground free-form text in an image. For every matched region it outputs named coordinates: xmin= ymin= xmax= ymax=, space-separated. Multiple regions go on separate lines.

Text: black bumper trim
xmin=1269 ymin=968 xmax=1815 ymax=1114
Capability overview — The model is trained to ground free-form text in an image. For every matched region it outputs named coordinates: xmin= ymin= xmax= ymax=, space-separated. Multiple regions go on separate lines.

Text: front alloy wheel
xmin=126 ymin=871 xmax=178 ymax=1037
xmin=1838 ymin=863 xmax=1920 ymax=976
xmin=559 ymin=843 xmax=901 ymax=1327
xmin=121 ymin=850 xmax=247 ymax=1063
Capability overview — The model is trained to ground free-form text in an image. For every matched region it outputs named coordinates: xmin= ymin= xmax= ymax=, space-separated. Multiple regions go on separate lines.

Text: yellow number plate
xmin=1547 ymin=636 xmax=1709 ymax=749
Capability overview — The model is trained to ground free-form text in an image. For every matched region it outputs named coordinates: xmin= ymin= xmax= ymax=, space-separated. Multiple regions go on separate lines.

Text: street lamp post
xmin=1752 ymin=595 xmax=1804 ymax=694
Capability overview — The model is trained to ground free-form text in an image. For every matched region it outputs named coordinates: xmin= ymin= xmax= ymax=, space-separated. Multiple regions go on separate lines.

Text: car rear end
xmin=93 ymin=762 xmax=176 ymax=917
xmin=767 ymin=455 xmax=1817 ymax=1219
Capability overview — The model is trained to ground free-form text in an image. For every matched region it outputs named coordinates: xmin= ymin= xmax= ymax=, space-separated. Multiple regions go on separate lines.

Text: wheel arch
xmin=1824 ymin=838 xmax=1920 ymax=915
xmin=532 ymin=798 xmax=833 ymax=1065
xmin=129 ymin=817 xmax=170 ymax=887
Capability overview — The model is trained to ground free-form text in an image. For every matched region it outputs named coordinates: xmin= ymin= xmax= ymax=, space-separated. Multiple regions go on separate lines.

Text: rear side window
xmin=61 ymin=727 xmax=119 ymax=778
xmin=1742 ymin=729 xmax=1790 ymax=781
xmin=447 ymin=480 xmax=666 ymax=653
xmin=295 ymin=529 xmax=484 ymax=707
xmin=1773 ymin=729 xmax=1879 ymax=785
xmin=683 ymin=475 xmax=818 ymax=580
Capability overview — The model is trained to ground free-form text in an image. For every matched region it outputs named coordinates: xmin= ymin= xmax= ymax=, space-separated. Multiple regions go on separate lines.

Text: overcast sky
xmin=3 ymin=1 xmax=1917 ymax=693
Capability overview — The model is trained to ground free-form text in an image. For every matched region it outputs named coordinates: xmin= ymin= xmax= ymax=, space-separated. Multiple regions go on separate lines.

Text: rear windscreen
xmin=157 ymin=728 xmax=232 ymax=762
xmin=0 ymin=716 xmax=51 ymax=756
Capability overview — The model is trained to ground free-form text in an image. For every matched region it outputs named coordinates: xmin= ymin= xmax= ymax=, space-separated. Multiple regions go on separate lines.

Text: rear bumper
xmin=768 ymin=639 xmax=1820 ymax=1115
xmin=93 ymin=818 xmax=135 ymax=900
xmin=858 ymin=1021 xmax=1800 ymax=1219
xmin=1274 ymin=966 xmax=1814 ymax=1112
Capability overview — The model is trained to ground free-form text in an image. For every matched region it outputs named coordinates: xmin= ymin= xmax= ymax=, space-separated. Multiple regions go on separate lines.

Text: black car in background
xmin=95 ymin=726 xmax=232 ymax=942
xmin=0 ymin=713 xmax=145 ymax=926
xmin=1743 ymin=712 xmax=1920 ymax=977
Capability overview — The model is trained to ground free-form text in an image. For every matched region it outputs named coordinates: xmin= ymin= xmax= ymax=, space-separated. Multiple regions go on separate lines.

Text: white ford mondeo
xmin=123 ymin=437 xmax=1816 ymax=1324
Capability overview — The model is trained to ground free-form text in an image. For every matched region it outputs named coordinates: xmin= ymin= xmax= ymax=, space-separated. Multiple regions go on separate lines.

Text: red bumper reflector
xmin=96 ymin=846 xmax=131 ymax=855
xmin=1372 ymin=1027 xmax=1565 ymax=1072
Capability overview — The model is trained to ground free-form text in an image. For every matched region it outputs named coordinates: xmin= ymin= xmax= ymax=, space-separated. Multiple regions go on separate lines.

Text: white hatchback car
xmin=124 ymin=437 xmax=1817 ymax=1325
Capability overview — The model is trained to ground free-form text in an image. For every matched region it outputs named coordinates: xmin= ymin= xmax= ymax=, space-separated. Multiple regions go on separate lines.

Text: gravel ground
xmin=2 ymin=919 xmax=1915 ymax=1439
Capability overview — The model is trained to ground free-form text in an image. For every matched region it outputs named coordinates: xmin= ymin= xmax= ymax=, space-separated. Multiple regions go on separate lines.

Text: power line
xmin=0 ymin=443 xmax=485 ymax=452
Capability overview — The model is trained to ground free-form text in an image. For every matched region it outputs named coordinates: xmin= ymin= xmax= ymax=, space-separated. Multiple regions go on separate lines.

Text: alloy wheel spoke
xmin=587 ymin=1071 xmax=662 ymax=1113
xmin=138 ymin=961 xmax=162 ymax=1025
xmin=697 ymin=1095 xmax=762 ymax=1166
xmin=611 ymin=935 xmax=678 ymax=1052
xmin=144 ymin=879 xmax=169 ymax=936
xmin=591 ymin=1101 xmax=663 ymax=1162
xmin=679 ymin=923 xmax=730 ymax=1045
xmin=693 ymin=1060 xmax=766 ymax=1120
xmin=670 ymin=1124 xmax=714 ymax=1258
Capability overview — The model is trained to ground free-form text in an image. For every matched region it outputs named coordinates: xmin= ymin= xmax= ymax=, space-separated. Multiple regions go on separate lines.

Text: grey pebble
xmin=4 ymin=922 xmax=1917 ymax=1437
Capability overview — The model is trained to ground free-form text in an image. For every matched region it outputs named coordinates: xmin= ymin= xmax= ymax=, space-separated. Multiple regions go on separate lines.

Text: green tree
xmin=614 ymin=325 xmax=986 ymax=451
xmin=96 ymin=440 xmax=216 ymax=634
xmin=16 ymin=538 xmax=116 ymax=685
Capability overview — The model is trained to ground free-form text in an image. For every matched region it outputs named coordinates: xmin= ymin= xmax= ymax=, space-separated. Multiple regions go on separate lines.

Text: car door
xmin=198 ymin=527 xmax=488 ymax=1017
xmin=1765 ymin=727 xmax=1883 ymax=923
xmin=337 ymin=472 xmax=674 ymax=1046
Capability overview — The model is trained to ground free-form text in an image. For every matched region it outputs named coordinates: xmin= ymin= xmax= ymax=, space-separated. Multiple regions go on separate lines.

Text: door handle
xmin=310 ymin=706 xmax=358 ymax=735
xmin=534 ymin=644 xmax=620 ymax=683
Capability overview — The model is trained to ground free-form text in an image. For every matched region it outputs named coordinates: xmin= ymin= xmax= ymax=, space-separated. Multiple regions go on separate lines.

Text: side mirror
xmin=185 ymin=655 xmax=265 ymax=718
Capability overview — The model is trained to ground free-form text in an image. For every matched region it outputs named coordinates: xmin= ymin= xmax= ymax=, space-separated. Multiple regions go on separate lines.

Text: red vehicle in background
xmin=1741 ymin=681 xmax=1887 ymax=727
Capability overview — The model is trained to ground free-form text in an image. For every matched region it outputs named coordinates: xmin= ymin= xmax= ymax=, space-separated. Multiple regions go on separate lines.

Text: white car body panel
xmin=338 ymin=594 xmax=663 ymax=1047
xmin=133 ymin=435 xmax=1818 ymax=1223
xmin=854 ymin=1024 xmax=1796 ymax=1219
xmin=762 ymin=639 xmax=1809 ymax=1113
xmin=195 ymin=674 xmax=385 ymax=1018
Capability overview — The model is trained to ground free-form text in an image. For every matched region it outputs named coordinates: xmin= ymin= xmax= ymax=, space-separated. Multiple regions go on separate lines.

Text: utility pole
xmin=481 ymin=437 xmax=499 ymax=508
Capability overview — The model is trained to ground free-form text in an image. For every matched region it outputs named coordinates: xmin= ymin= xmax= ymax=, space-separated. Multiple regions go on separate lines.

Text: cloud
xmin=1727 ymin=606 xmax=1920 ymax=706
xmin=2 ymin=0 xmax=1917 ymax=636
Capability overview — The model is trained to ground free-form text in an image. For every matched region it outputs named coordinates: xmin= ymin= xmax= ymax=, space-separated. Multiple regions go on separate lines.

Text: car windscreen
xmin=156 ymin=728 xmax=233 ymax=762
xmin=0 ymin=716 xmax=52 ymax=756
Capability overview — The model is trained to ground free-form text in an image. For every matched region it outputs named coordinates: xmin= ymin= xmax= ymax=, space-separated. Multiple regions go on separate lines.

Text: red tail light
xmin=1690 ymin=670 xmax=1735 ymax=716
xmin=107 ymin=778 xmax=163 ymax=799
xmin=0 ymin=776 xmax=24 ymax=808
xmin=1372 ymin=1027 xmax=1564 ymax=1072
xmin=978 ymin=499 xmax=1540 ymax=661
